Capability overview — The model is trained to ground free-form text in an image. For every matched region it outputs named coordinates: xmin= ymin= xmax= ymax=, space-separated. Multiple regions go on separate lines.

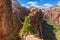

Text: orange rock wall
xmin=0 ymin=0 xmax=13 ymax=40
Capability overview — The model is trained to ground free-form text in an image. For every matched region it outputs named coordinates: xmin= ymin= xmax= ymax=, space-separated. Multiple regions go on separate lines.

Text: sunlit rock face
xmin=12 ymin=0 xmax=30 ymax=27
xmin=0 ymin=0 xmax=13 ymax=40
xmin=44 ymin=6 xmax=60 ymax=24
xmin=12 ymin=0 xmax=30 ymax=20
xmin=30 ymin=8 xmax=43 ymax=38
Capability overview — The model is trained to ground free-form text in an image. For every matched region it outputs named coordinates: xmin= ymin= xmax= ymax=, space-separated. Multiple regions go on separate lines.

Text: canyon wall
xmin=0 ymin=0 xmax=43 ymax=40
xmin=10 ymin=0 xmax=30 ymax=40
xmin=0 ymin=0 xmax=30 ymax=40
xmin=44 ymin=6 xmax=60 ymax=25
xmin=30 ymin=8 xmax=43 ymax=38
xmin=0 ymin=0 xmax=13 ymax=40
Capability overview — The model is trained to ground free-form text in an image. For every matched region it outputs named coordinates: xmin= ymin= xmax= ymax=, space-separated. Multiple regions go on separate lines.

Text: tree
xmin=19 ymin=15 xmax=35 ymax=37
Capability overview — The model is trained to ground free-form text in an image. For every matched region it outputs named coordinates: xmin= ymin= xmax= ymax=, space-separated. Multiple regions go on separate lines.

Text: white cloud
xmin=44 ymin=4 xmax=52 ymax=7
xmin=26 ymin=1 xmax=42 ymax=8
xmin=43 ymin=3 xmax=53 ymax=9
xmin=27 ymin=1 xmax=38 ymax=7
xmin=27 ymin=1 xmax=53 ymax=9
xmin=21 ymin=1 xmax=53 ymax=9
xmin=39 ymin=3 xmax=53 ymax=9
xmin=57 ymin=1 xmax=60 ymax=6
xmin=21 ymin=4 xmax=29 ymax=8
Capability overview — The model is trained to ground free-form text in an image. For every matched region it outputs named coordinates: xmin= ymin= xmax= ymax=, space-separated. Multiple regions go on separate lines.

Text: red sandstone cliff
xmin=0 ymin=0 xmax=13 ymax=40
xmin=0 ymin=0 xmax=30 ymax=40
xmin=30 ymin=8 xmax=43 ymax=38
xmin=44 ymin=6 xmax=60 ymax=24
xmin=6 ymin=0 xmax=30 ymax=40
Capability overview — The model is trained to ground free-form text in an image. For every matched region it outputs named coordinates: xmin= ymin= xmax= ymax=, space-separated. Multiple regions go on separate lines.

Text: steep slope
xmin=19 ymin=8 xmax=44 ymax=40
xmin=0 ymin=0 xmax=13 ymax=40
xmin=6 ymin=0 xmax=30 ymax=40
xmin=43 ymin=6 xmax=60 ymax=40
xmin=44 ymin=6 xmax=60 ymax=25
xmin=30 ymin=8 xmax=43 ymax=39
xmin=0 ymin=0 xmax=30 ymax=40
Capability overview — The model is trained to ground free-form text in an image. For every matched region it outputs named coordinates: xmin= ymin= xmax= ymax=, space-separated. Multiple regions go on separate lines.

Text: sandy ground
xmin=24 ymin=35 xmax=43 ymax=40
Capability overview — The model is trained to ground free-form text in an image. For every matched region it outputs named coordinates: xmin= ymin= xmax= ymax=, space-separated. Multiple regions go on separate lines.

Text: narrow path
xmin=25 ymin=35 xmax=43 ymax=40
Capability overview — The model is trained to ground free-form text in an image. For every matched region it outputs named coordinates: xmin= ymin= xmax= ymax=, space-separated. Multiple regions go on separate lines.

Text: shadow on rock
xmin=42 ymin=20 xmax=57 ymax=40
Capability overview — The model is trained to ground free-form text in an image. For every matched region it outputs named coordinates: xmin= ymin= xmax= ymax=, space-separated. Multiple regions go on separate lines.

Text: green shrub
xmin=19 ymin=15 xmax=35 ymax=37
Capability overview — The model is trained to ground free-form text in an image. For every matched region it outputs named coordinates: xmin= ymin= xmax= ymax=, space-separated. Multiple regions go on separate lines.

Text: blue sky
xmin=17 ymin=0 xmax=60 ymax=9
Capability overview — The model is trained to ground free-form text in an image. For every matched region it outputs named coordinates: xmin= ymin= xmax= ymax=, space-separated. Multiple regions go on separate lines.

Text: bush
xmin=19 ymin=15 xmax=35 ymax=37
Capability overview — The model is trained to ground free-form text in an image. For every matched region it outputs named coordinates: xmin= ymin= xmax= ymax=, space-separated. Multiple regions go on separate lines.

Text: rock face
xmin=12 ymin=0 xmax=30 ymax=20
xmin=6 ymin=0 xmax=30 ymax=40
xmin=44 ymin=6 xmax=60 ymax=24
xmin=0 ymin=0 xmax=13 ymax=40
xmin=30 ymin=8 xmax=43 ymax=38
xmin=9 ymin=0 xmax=30 ymax=40
xmin=0 ymin=0 xmax=30 ymax=40
xmin=0 ymin=0 xmax=43 ymax=40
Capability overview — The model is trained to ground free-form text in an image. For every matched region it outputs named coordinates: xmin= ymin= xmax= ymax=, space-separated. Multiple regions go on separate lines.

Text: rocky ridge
xmin=44 ymin=6 xmax=60 ymax=25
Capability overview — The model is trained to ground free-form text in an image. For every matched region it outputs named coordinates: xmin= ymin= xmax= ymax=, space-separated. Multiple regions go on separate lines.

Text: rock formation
xmin=44 ymin=6 xmax=60 ymax=24
xmin=0 ymin=0 xmax=13 ymax=40
xmin=30 ymin=8 xmax=43 ymax=39
xmin=0 ymin=0 xmax=43 ymax=40
xmin=11 ymin=0 xmax=30 ymax=40
xmin=12 ymin=0 xmax=30 ymax=21
xmin=0 ymin=0 xmax=30 ymax=40
xmin=6 ymin=0 xmax=30 ymax=40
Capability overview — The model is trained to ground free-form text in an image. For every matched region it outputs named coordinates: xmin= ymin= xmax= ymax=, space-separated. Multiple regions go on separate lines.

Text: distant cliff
xmin=44 ymin=6 xmax=60 ymax=25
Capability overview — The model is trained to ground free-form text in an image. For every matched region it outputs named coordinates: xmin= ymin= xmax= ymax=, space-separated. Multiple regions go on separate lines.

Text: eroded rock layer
xmin=44 ymin=6 xmax=60 ymax=24
xmin=30 ymin=8 xmax=43 ymax=38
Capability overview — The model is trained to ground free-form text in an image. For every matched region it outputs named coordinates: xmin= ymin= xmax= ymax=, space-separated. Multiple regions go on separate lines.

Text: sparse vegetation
xmin=19 ymin=15 xmax=35 ymax=37
xmin=46 ymin=20 xmax=60 ymax=33
xmin=1 ymin=0 xmax=60 ymax=40
xmin=43 ymin=20 xmax=60 ymax=40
